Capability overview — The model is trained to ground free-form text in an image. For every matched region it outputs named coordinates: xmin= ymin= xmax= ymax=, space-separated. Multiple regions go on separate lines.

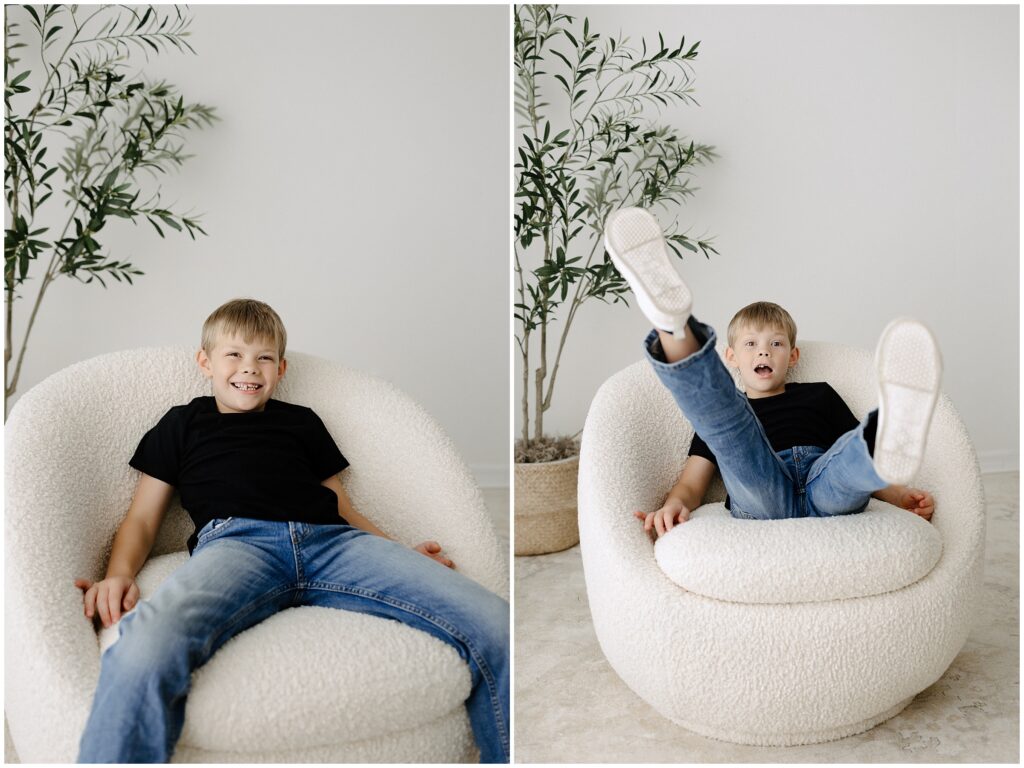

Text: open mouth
xmin=754 ymin=364 xmax=774 ymax=378
xmin=231 ymin=382 xmax=263 ymax=392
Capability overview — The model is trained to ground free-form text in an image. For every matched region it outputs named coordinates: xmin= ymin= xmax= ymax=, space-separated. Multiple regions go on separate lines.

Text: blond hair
xmin=201 ymin=298 xmax=287 ymax=359
xmin=727 ymin=301 xmax=797 ymax=348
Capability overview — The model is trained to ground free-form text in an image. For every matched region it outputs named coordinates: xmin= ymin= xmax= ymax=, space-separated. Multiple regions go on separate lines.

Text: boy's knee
xmin=480 ymin=594 xmax=510 ymax=649
xmin=106 ymin=610 xmax=190 ymax=673
xmin=436 ymin=578 xmax=508 ymax=656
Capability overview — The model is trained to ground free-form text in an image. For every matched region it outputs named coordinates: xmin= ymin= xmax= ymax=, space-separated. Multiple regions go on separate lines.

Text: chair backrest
xmin=5 ymin=346 xmax=507 ymax=597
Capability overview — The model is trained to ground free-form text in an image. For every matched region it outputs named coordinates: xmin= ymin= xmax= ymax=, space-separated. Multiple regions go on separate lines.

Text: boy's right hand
xmin=634 ymin=497 xmax=691 ymax=538
xmin=74 ymin=576 xmax=140 ymax=628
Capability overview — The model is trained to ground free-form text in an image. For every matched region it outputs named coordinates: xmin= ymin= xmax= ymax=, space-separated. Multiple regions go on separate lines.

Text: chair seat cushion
xmin=98 ymin=552 xmax=471 ymax=752
xmin=653 ymin=500 xmax=943 ymax=604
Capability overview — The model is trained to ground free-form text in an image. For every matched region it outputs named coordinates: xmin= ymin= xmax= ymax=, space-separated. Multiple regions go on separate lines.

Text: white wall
xmin=516 ymin=4 xmax=1019 ymax=472
xmin=6 ymin=5 xmax=510 ymax=486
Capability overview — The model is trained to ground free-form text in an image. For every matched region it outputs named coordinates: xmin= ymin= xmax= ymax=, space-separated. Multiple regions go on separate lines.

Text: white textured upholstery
xmin=5 ymin=345 xmax=507 ymax=763
xmin=654 ymin=500 xmax=943 ymax=604
xmin=579 ymin=340 xmax=985 ymax=746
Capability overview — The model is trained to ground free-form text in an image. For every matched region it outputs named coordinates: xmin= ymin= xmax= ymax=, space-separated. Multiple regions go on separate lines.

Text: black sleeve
xmin=306 ymin=408 xmax=350 ymax=480
xmin=129 ymin=406 xmax=187 ymax=486
xmin=687 ymin=431 xmax=718 ymax=467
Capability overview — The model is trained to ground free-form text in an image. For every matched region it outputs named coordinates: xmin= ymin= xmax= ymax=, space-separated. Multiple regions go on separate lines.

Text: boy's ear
xmin=278 ymin=358 xmax=287 ymax=378
xmin=790 ymin=346 xmax=800 ymax=366
xmin=196 ymin=348 xmax=213 ymax=379
xmin=724 ymin=346 xmax=737 ymax=367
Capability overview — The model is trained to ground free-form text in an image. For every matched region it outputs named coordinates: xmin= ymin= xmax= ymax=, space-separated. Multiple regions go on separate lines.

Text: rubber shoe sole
xmin=603 ymin=207 xmax=692 ymax=338
xmin=873 ymin=318 xmax=943 ymax=485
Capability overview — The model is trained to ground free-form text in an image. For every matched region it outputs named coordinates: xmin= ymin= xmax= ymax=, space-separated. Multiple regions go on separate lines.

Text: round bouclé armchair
xmin=5 ymin=346 xmax=508 ymax=763
xmin=578 ymin=340 xmax=985 ymax=746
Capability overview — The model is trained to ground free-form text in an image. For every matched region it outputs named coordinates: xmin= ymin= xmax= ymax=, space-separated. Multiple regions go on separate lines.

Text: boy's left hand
xmin=896 ymin=487 xmax=935 ymax=520
xmin=414 ymin=540 xmax=455 ymax=569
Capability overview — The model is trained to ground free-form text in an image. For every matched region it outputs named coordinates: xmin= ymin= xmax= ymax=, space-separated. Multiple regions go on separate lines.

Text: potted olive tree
xmin=514 ymin=4 xmax=718 ymax=554
xmin=4 ymin=5 xmax=216 ymax=415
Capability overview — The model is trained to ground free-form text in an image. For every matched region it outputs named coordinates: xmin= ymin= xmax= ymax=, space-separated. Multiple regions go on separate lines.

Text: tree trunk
xmin=520 ymin=334 xmax=530 ymax=447
xmin=534 ymin=321 xmax=546 ymax=441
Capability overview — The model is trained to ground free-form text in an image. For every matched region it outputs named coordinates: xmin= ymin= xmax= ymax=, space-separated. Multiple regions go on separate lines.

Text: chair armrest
xmin=278 ymin=355 xmax=508 ymax=599
xmin=5 ymin=385 xmax=109 ymax=762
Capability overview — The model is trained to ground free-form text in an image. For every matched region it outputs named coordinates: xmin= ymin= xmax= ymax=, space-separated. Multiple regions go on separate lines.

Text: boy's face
xmin=725 ymin=323 xmax=799 ymax=399
xmin=196 ymin=332 xmax=287 ymax=414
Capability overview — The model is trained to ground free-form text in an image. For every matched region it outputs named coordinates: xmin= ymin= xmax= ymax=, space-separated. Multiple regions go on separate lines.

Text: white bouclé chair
xmin=5 ymin=346 xmax=508 ymax=763
xmin=578 ymin=340 xmax=985 ymax=746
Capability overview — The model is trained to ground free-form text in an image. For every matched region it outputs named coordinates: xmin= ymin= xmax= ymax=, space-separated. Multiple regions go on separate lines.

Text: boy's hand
xmin=895 ymin=487 xmax=936 ymax=521
xmin=74 ymin=575 xmax=140 ymax=629
xmin=414 ymin=540 xmax=455 ymax=569
xmin=634 ymin=497 xmax=692 ymax=538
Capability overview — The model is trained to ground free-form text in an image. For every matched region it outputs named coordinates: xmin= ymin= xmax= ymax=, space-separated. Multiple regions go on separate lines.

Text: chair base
xmin=666 ymin=695 xmax=915 ymax=747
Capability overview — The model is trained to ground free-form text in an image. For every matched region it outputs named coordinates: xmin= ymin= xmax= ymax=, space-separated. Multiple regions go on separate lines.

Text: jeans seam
xmin=289 ymin=522 xmax=307 ymax=586
xmin=794 ymin=448 xmax=806 ymax=493
xmin=305 ymin=581 xmax=509 ymax=754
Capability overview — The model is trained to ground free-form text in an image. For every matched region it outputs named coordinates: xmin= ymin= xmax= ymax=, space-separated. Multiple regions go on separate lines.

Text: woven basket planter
xmin=514 ymin=454 xmax=580 ymax=555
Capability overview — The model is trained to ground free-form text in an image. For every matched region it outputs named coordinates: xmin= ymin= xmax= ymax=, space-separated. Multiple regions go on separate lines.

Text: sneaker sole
xmin=603 ymin=207 xmax=692 ymax=337
xmin=873 ymin=318 xmax=943 ymax=485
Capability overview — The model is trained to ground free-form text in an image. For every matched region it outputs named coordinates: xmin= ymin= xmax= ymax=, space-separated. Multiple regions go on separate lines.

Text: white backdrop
xmin=6 ymin=5 xmax=510 ymax=486
xmin=515 ymin=4 xmax=1019 ymax=472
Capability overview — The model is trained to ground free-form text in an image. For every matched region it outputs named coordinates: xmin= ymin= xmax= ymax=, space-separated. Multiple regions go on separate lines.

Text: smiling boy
xmin=74 ymin=298 xmax=509 ymax=763
xmin=602 ymin=207 xmax=942 ymax=536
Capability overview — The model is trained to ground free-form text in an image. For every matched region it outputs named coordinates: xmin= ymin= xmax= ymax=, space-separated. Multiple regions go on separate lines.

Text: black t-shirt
xmin=688 ymin=382 xmax=859 ymax=507
xmin=130 ymin=396 xmax=350 ymax=554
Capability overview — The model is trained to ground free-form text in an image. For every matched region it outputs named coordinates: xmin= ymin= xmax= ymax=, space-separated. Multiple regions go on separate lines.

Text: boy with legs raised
xmin=603 ymin=207 xmax=941 ymax=537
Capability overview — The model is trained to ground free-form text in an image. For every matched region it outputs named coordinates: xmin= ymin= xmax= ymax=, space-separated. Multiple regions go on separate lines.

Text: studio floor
xmin=513 ymin=471 xmax=1019 ymax=763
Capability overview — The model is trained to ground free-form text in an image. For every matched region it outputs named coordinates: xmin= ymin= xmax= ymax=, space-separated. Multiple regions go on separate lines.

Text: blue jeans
xmin=77 ymin=519 xmax=510 ymax=763
xmin=644 ymin=318 xmax=887 ymax=519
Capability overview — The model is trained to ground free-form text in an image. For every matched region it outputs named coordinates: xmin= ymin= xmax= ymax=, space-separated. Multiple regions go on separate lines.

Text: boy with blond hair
xmin=74 ymin=298 xmax=509 ymax=763
xmin=602 ymin=208 xmax=942 ymax=536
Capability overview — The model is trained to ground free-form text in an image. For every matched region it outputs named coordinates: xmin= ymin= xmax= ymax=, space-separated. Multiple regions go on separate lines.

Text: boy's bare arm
xmin=321 ymin=473 xmax=394 ymax=539
xmin=872 ymin=484 xmax=935 ymax=520
xmin=321 ymin=473 xmax=455 ymax=568
xmin=635 ymin=455 xmax=716 ymax=537
xmin=75 ymin=472 xmax=174 ymax=627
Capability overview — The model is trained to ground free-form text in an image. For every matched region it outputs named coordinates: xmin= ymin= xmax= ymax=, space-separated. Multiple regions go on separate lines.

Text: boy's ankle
xmin=658 ymin=332 xmax=698 ymax=363
xmin=649 ymin=318 xmax=708 ymax=364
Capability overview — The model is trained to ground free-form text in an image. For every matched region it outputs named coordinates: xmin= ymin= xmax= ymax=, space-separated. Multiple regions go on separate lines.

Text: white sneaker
xmin=873 ymin=318 xmax=943 ymax=485
xmin=603 ymin=207 xmax=693 ymax=338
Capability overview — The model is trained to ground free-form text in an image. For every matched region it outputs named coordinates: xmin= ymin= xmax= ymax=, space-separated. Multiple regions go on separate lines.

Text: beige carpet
xmin=514 ymin=472 xmax=1019 ymax=763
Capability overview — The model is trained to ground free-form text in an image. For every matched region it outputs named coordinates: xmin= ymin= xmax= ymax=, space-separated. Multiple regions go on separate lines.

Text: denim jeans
xmin=77 ymin=519 xmax=510 ymax=763
xmin=644 ymin=318 xmax=887 ymax=519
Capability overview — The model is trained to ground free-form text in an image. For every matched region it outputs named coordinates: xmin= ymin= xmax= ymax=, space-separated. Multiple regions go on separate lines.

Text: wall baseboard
xmin=977 ymin=450 xmax=1019 ymax=475
xmin=472 ymin=464 xmax=510 ymax=489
